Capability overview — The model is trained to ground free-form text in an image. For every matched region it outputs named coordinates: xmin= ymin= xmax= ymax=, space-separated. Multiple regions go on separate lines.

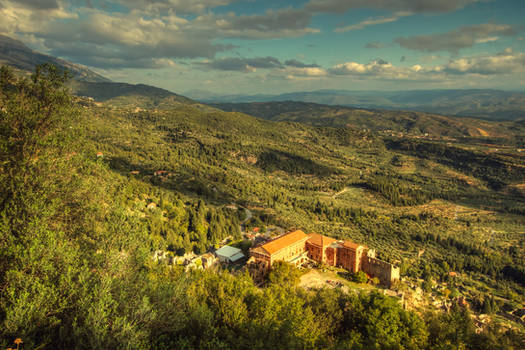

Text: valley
xmin=1 ymin=32 xmax=524 ymax=348
xmin=83 ymin=86 xmax=525 ymax=322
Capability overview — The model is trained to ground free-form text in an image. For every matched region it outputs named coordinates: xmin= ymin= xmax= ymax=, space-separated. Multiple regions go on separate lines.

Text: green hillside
xmin=69 ymin=80 xmax=194 ymax=108
xmin=1 ymin=65 xmax=524 ymax=348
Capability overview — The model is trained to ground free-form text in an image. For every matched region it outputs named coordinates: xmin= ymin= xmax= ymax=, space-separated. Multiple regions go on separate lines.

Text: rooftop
xmin=259 ymin=230 xmax=308 ymax=255
xmin=342 ymin=240 xmax=365 ymax=250
xmin=215 ymin=245 xmax=243 ymax=258
xmin=229 ymin=251 xmax=245 ymax=262
xmin=307 ymin=233 xmax=335 ymax=247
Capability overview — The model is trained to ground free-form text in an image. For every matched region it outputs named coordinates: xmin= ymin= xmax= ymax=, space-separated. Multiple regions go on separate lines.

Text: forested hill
xmin=1 ymin=65 xmax=524 ymax=348
xmin=212 ymin=101 xmax=525 ymax=140
xmin=69 ymin=80 xmax=194 ymax=107
xmin=0 ymin=34 xmax=194 ymax=108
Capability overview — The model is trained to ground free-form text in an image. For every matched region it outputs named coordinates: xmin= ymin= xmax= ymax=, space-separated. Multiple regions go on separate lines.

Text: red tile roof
xmin=307 ymin=233 xmax=335 ymax=247
xmin=259 ymin=230 xmax=308 ymax=255
xmin=342 ymin=241 xmax=363 ymax=250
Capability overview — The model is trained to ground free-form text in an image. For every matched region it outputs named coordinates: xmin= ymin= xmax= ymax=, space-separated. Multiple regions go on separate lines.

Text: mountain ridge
xmin=0 ymin=34 xmax=194 ymax=107
xmin=211 ymin=100 xmax=525 ymax=141
xmin=191 ymin=88 xmax=525 ymax=120
xmin=0 ymin=34 xmax=110 ymax=83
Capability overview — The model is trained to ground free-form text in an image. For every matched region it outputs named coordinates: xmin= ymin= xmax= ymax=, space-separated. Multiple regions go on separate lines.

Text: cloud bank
xmin=396 ymin=23 xmax=516 ymax=53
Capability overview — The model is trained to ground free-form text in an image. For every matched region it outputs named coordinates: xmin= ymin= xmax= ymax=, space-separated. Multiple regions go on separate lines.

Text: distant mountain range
xmin=211 ymin=101 xmax=525 ymax=140
xmin=188 ymin=89 xmax=525 ymax=121
xmin=0 ymin=34 xmax=192 ymax=106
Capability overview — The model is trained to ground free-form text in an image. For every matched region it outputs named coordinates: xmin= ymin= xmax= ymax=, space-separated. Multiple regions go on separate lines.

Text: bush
xmin=353 ymin=271 xmax=368 ymax=284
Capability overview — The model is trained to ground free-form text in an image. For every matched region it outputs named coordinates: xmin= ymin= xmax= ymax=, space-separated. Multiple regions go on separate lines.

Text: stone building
xmin=249 ymin=230 xmax=310 ymax=273
xmin=249 ymin=230 xmax=399 ymax=287
xmin=332 ymin=241 xmax=368 ymax=273
xmin=305 ymin=233 xmax=335 ymax=265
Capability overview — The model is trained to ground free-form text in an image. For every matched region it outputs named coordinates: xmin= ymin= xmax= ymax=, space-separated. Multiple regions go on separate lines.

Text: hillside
xmin=88 ymin=85 xmax=525 ymax=285
xmin=0 ymin=34 xmax=194 ymax=108
xmin=69 ymin=80 xmax=194 ymax=107
xmin=1 ymin=65 xmax=524 ymax=348
xmin=212 ymin=101 xmax=525 ymax=142
xmin=196 ymin=89 xmax=525 ymax=120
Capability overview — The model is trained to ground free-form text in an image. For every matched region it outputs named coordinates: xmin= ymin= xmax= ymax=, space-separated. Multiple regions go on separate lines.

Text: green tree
xmin=268 ymin=262 xmax=302 ymax=287
xmin=353 ymin=270 xmax=368 ymax=284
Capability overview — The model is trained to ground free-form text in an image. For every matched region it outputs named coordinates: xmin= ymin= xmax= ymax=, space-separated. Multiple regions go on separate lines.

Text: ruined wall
xmin=355 ymin=246 xmax=366 ymax=272
xmin=362 ymin=256 xmax=400 ymax=287
xmin=247 ymin=257 xmax=269 ymax=283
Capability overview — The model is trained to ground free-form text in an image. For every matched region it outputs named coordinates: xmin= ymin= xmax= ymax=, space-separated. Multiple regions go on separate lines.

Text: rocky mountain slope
xmin=0 ymin=34 xmax=110 ymax=82
xmin=0 ymin=34 xmax=193 ymax=106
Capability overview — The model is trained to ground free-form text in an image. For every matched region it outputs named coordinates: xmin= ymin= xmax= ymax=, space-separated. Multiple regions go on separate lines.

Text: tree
xmin=353 ymin=270 xmax=368 ymax=284
xmin=268 ymin=262 xmax=301 ymax=287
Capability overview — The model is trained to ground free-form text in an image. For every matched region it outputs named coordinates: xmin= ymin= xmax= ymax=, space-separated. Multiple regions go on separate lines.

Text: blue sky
xmin=1 ymin=0 xmax=525 ymax=94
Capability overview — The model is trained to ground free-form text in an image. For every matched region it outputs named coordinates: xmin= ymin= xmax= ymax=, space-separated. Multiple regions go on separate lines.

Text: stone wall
xmin=362 ymin=256 xmax=400 ymax=287
xmin=335 ymin=246 xmax=367 ymax=272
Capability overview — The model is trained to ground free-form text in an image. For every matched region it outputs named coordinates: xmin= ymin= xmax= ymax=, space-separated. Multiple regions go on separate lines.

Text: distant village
xmin=154 ymin=220 xmax=400 ymax=288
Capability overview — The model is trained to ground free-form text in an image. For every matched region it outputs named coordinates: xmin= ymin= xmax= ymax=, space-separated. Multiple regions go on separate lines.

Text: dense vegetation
xmin=1 ymin=65 xmax=524 ymax=348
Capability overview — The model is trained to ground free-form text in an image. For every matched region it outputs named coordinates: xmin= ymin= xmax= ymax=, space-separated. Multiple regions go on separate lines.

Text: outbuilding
xmin=215 ymin=245 xmax=245 ymax=263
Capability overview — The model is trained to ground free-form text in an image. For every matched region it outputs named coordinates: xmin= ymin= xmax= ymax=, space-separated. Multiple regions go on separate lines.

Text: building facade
xmin=248 ymin=230 xmax=310 ymax=279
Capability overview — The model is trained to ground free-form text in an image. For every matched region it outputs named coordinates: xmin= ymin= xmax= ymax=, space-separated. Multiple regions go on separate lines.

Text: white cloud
xmin=111 ymin=0 xmax=235 ymax=15
xmin=440 ymin=49 xmax=525 ymax=75
xmin=0 ymin=0 xmax=77 ymax=34
xmin=329 ymin=59 xmax=398 ymax=76
xmin=306 ymin=0 xmax=479 ymax=14
xmin=286 ymin=66 xmax=327 ymax=77
xmin=326 ymin=50 xmax=525 ymax=83
xmin=335 ymin=11 xmax=412 ymax=32
xmin=196 ymin=56 xmax=283 ymax=72
xmin=0 ymin=2 xmax=321 ymax=68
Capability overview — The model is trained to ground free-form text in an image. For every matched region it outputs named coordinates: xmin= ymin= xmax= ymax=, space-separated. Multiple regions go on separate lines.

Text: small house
xmin=215 ymin=245 xmax=245 ymax=263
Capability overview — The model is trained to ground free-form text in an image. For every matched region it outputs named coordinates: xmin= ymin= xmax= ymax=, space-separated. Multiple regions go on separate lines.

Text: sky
xmin=1 ymin=0 xmax=525 ymax=94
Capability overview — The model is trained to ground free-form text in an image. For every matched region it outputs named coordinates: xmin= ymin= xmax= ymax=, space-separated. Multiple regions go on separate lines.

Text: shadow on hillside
xmin=256 ymin=149 xmax=338 ymax=177
xmin=107 ymin=156 xmax=236 ymax=205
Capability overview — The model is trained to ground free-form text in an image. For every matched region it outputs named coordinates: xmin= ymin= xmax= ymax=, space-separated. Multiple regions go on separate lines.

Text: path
xmin=239 ymin=207 xmax=252 ymax=233
xmin=332 ymin=187 xmax=350 ymax=199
